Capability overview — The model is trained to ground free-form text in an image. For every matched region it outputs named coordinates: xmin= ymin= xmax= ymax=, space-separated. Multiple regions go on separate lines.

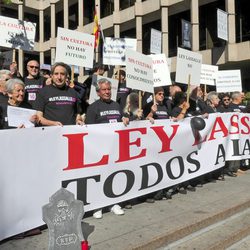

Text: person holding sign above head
xmin=24 ymin=60 xmax=46 ymax=108
xmin=171 ymin=91 xmax=191 ymax=120
xmin=145 ymin=87 xmax=174 ymax=201
xmin=34 ymin=62 xmax=84 ymax=126
xmin=164 ymin=84 xmax=182 ymax=116
xmin=146 ymin=87 xmax=170 ymax=124
xmin=85 ymin=78 xmax=129 ymax=219
xmin=115 ymin=69 xmax=131 ymax=110
xmin=189 ymin=85 xmax=207 ymax=116
xmin=83 ymin=63 xmax=106 ymax=103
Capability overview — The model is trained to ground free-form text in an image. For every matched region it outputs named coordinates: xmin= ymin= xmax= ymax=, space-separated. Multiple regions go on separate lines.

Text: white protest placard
xmin=175 ymin=47 xmax=202 ymax=85
xmin=103 ymin=37 xmax=137 ymax=66
xmin=200 ymin=64 xmax=218 ymax=86
xmin=217 ymin=9 xmax=228 ymax=41
xmin=126 ymin=49 xmax=154 ymax=93
xmin=0 ymin=50 xmax=13 ymax=68
xmin=7 ymin=106 xmax=36 ymax=128
xmin=167 ymin=58 xmax=172 ymax=72
xmin=88 ymin=76 xmax=119 ymax=104
xmin=149 ymin=54 xmax=172 ymax=87
xmin=55 ymin=27 xmax=95 ymax=68
xmin=0 ymin=15 xmax=36 ymax=51
xmin=150 ymin=28 xmax=162 ymax=54
xmin=216 ymin=70 xmax=242 ymax=93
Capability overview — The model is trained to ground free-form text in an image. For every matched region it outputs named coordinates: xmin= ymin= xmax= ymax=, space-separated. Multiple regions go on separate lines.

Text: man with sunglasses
xmin=217 ymin=93 xmax=231 ymax=113
xmin=24 ymin=59 xmax=46 ymax=108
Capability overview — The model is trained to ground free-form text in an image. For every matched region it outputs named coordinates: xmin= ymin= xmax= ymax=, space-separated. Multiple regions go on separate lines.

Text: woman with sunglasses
xmin=146 ymin=87 xmax=170 ymax=123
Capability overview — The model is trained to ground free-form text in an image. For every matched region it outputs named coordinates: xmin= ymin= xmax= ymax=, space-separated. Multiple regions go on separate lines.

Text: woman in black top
xmin=0 ymin=78 xmax=36 ymax=129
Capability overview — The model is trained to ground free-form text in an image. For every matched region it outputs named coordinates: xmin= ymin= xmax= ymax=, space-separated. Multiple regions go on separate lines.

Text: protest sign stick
xmin=139 ymin=91 xmax=142 ymax=110
xmin=186 ymin=74 xmax=191 ymax=104
xmin=204 ymin=84 xmax=207 ymax=101
xmin=70 ymin=65 xmax=75 ymax=87
xmin=12 ymin=49 xmax=16 ymax=63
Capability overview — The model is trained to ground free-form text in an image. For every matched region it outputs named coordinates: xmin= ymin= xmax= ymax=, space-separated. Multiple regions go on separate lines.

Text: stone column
xmin=77 ymin=0 xmax=84 ymax=82
xmin=161 ymin=2 xmax=169 ymax=57
xmin=135 ymin=0 xmax=143 ymax=53
xmin=113 ymin=0 xmax=120 ymax=38
xmin=226 ymin=0 xmax=236 ymax=44
xmin=17 ymin=0 xmax=24 ymax=75
xmin=50 ymin=0 xmax=56 ymax=65
xmin=39 ymin=9 xmax=44 ymax=64
xmin=78 ymin=0 xmax=84 ymax=29
xmin=64 ymin=0 xmax=69 ymax=29
xmin=191 ymin=0 xmax=199 ymax=51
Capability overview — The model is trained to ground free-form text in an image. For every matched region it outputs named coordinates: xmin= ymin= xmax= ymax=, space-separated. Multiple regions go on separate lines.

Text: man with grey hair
xmin=0 ymin=69 xmax=12 ymax=104
xmin=85 ymin=78 xmax=129 ymax=219
xmin=228 ymin=91 xmax=245 ymax=112
xmin=225 ymin=91 xmax=245 ymax=177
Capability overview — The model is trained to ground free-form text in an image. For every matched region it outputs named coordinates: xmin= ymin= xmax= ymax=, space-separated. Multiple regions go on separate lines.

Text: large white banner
xmin=200 ymin=64 xmax=218 ymax=86
xmin=175 ymin=47 xmax=202 ymax=86
xmin=126 ymin=49 xmax=154 ymax=93
xmin=149 ymin=54 xmax=172 ymax=87
xmin=0 ymin=15 xmax=36 ymax=51
xmin=88 ymin=75 xmax=119 ymax=104
xmin=0 ymin=113 xmax=250 ymax=240
xmin=55 ymin=27 xmax=95 ymax=68
xmin=216 ymin=70 xmax=242 ymax=93
xmin=150 ymin=28 xmax=162 ymax=54
xmin=103 ymin=37 xmax=137 ymax=66
xmin=217 ymin=9 xmax=228 ymax=41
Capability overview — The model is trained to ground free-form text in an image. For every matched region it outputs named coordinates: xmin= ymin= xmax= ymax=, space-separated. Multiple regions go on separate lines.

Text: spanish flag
xmin=93 ymin=7 xmax=100 ymax=49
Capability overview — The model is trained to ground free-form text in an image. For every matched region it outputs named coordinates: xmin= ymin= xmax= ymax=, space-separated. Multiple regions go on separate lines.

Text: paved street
xmin=1 ymin=170 xmax=250 ymax=250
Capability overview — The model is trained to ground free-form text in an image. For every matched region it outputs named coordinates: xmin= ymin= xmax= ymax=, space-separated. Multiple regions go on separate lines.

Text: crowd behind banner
xmin=0 ymin=54 xmax=250 ymax=240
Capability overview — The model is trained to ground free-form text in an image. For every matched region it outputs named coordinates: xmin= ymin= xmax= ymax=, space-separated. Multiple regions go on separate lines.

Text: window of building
xmin=142 ymin=19 xmax=161 ymax=55
xmin=236 ymin=0 xmax=250 ymax=43
xmin=120 ymin=0 xmax=136 ymax=10
xmin=168 ymin=11 xmax=190 ymax=57
xmin=199 ymin=1 xmax=225 ymax=51
xmin=100 ymin=0 xmax=114 ymax=18
xmin=83 ymin=0 xmax=94 ymax=25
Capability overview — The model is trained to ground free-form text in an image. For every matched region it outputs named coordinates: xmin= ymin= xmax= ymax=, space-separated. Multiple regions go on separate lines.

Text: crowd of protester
xmin=0 ymin=60 xmax=250 ymax=222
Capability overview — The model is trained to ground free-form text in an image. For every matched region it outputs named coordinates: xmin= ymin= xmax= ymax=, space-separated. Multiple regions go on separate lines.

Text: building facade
xmin=0 ymin=0 xmax=249 ymax=89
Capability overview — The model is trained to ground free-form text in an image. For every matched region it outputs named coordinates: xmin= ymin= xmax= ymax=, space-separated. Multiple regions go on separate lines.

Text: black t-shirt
xmin=0 ymin=93 xmax=8 ymax=104
xmin=228 ymin=103 xmax=244 ymax=113
xmin=116 ymin=81 xmax=131 ymax=110
xmin=171 ymin=106 xmax=182 ymax=118
xmin=217 ymin=105 xmax=232 ymax=113
xmin=0 ymin=101 xmax=32 ymax=129
xmin=24 ymin=76 xmax=45 ymax=107
xmin=153 ymin=103 xmax=169 ymax=119
xmin=85 ymin=99 xmax=123 ymax=124
xmin=202 ymin=105 xmax=217 ymax=114
xmin=245 ymin=103 xmax=250 ymax=113
xmin=34 ymin=84 xmax=80 ymax=125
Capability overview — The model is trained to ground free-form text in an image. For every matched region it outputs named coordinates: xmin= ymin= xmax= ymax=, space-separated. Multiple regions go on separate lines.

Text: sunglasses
xmin=223 ymin=98 xmax=230 ymax=101
xmin=28 ymin=65 xmax=39 ymax=69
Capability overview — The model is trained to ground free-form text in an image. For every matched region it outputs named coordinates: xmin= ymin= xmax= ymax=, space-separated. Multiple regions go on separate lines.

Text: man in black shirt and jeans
xmin=85 ymin=78 xmax=128 ymax=219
